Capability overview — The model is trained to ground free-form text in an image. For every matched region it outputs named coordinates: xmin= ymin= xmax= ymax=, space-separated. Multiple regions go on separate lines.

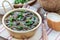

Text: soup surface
xmin=5 ymin=9 xmax=39 ymax=31
xmin=14 ymin=0 xmax=30 ymax=4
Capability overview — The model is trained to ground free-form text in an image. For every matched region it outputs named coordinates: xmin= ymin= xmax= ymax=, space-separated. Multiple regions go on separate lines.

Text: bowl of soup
xmin=2 ymin=8 xmax=42 ymax=39
xmin=14 ymin=0 xmax=36 ymax=8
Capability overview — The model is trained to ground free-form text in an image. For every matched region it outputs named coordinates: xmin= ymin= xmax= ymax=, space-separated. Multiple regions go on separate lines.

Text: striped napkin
xmin=0 ymin=20 xmax=60 ymax=40
xmin=0 ymin=1 xmax=60 ymax=40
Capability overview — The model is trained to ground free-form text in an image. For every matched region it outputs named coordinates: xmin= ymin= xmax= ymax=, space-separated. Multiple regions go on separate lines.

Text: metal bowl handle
xmin=2 ymin=0 xmax=14 ymax=13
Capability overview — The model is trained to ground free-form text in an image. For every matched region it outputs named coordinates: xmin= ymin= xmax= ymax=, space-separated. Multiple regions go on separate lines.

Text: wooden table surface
xmin=0 ymin=15 xmax=3 ymax=24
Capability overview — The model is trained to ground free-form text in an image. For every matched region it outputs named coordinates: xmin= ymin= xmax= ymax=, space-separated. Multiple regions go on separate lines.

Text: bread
xmin=47 ymin=13 xmax=60 ymax=31
xmin=38 ymin=0 xmax=60 ymax=13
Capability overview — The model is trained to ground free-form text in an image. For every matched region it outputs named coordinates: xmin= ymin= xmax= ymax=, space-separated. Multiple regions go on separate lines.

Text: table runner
xmin=0 ymin=1 xmax=60 ymax=40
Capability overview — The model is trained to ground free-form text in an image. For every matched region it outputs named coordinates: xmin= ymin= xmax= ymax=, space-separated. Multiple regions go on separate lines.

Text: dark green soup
xmin=14 ymin=0 xmax=30 ymax=4
xmin=5 ymin=10 xmax=39 ymax=31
